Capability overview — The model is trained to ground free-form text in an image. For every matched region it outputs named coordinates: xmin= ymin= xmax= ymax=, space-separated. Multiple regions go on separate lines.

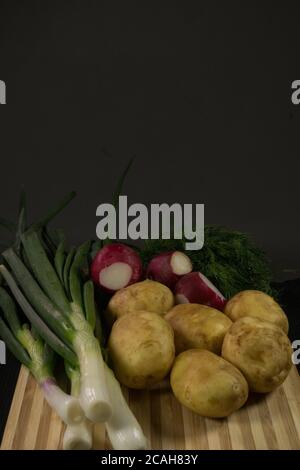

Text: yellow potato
xmin=171 ymin=349 xmax=248 ymax=418
xmin=108 ymin=310 xmax=175 ymax=389
xmin=165 ymin=304 xmax=232 ymax=355
xmin=106 ymin=280 xmax=174 ymax=323
xmin=224 ymin=290 xmax=289 ymax=333
xmin=222 ymin=316 xmax=292 ymax=393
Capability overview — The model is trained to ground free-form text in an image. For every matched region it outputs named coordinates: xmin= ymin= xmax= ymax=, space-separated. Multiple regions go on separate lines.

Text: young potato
xmin=165 ymin=304 xmax=232 ymax=355
xmin=224 ymin=290 xmax=289 ymax=334
xmin=108 ymin=310 xmax=175 ymax=389
xmin=106 ymin=280 xmax=174 ymax=323
xmin=222 ymin=317 xmax=292 ymax=393
xmin=170 ymin=349 xmax=248 ymax=418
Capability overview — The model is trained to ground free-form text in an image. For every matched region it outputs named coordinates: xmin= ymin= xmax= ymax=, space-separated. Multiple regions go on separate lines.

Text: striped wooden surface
xmin=1 ymin=365 xmax=300 ymax=450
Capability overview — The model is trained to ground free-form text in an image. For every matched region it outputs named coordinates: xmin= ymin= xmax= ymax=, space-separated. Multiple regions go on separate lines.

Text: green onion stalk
xmin=1 ymin=231 xmax=112 ymax=423
xmin=1 ymin=186 xmax=147 ymax=448
xmin=62 ymin=312 xmax=147 ymax=450
xmin=62 ymin=362 xmax=148 ymax=450
xmin=63 ymin=363 xmax=93 ymax=450
xmin=104 ymin=363 xmax=147 ymax=450
xmin=0 ymin=286 xmax=83 ymax=425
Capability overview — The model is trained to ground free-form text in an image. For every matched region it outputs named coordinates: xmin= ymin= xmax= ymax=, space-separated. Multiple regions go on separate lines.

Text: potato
xmin=165 ymin=304 xmax=232 ymax=355
xmin=170 ymin=349 xmax=248 ymax=418
xmin=108 ymin=310 xmax=175 ymax=389
xmin=106 ymin=280 xmax=174 ymax=323
xmin=224 ymin=290 xmax=289 ymax=334
xmin=222 ymin=317 xmax=292 ymax=393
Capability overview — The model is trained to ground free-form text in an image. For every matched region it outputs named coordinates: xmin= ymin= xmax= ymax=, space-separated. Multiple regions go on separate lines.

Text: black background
xmin=0 ymin=0 xmax=299 ymax=444
xmin=0 ymin=1 xmax=300 ymax=280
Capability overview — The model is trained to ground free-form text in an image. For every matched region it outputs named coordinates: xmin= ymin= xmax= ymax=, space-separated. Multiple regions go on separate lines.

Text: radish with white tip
xmin=174 ymin=272 xmax=227 ymax=311
xmin=90 ymin=243 xmax=143 ymax=293
xmin=146 ymin=251 xmax=192 ymax=289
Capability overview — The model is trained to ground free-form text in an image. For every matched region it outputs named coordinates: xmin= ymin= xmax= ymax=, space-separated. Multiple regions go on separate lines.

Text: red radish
xmin=90 ymin=243 xmax=142 ymax=293
xmin=174 ymin=272 xmax=227 ymax=311
xmin=146 ymin=251 xmax=193 ymax=289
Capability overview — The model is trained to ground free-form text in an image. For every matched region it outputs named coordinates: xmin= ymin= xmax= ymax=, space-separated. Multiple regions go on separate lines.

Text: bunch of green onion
xmin=0 ymin=192 xmax=146 ymax=450
xmin=0 ymin=286 xmax=83 ymax=426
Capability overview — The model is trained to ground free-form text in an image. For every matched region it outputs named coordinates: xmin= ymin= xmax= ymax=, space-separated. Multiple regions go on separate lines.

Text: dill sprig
xmin=141 ymin=225 xmax=274 ymax=299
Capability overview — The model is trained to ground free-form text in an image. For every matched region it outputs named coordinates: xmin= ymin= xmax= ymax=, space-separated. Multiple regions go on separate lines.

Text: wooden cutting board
xmin=1 ymin=365 xmax=300 ymax=450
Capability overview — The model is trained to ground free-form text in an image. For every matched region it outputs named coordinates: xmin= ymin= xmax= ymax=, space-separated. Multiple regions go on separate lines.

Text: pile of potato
xmin=106 ymin=280 xmax=292 ymax=418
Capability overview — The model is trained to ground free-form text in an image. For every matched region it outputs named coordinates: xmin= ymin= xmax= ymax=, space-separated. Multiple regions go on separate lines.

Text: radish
xmin=146 ymin=251 xmax=193 ymax=289
xmin=90 ymin=243 xmax=142 ymax=293
xmin=174 ymin=272 xmax=227 ymax=311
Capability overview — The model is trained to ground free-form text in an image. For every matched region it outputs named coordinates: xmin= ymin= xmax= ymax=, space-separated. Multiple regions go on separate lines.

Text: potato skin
xmin=106 ymin=280 xmax=174 ymax=322
xmin=224 ymin=290 xmax=289 ymax=334
xmin=222 ymin=317 xmax=292 ymax=393
xmin=108 ymin=310 xmax=175 ymax=389
xmin=165 ymin=304 xmax=232 ymax=355
xmin=170 ymin=349 xmax=248 ymax=418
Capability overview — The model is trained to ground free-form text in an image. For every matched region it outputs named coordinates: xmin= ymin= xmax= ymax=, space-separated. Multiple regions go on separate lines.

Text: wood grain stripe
xmin=128 ymin=388 xmax=151 ymax=449
xmin=170 ymin=393 xmax=186 ymax=449
xmin=11 ymin=373 xmax=35 ymax=449
xmin=271 ymin=386 xmax=300 ymax=449
xmin=257 ymin=395 xmax=279 ymax=449
xmin=235 ymin=406 xmax=256 ymax=450
xmin=217 ymin=418 xmax=232 ymax=449
xmin=266 ymin=387 xmax=293 ymax=449
xmin=35 ymin=400 xmax=53 ymax=449
xmin=160 ymin=389 xmax=186 ymax=450
xmin=283 ymin=367 xmax=300 ymax=438
xmin=1 ymin=366 xmax=299 ymax=450
xmin=205 ymin=418 xmax=222 ymax=450
xmin=182 ymin=407 xmax=208 ymax=449
xmin=23 ymin=380 xmax=45 ymax=449
xmin=247 ymin=395 xmax=268 ymax=449
xmin=205 ymin=417 xmax=232 ymax=450
xmin=227 ymin=408 xmax=246 ymax=450
xmin=150 ymin=388 xmax=162 ymax=449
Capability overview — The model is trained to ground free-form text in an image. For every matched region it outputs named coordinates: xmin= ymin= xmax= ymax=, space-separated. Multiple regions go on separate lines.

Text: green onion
xmin=21 ymin=231 xmax=71 ymax=315
xmin=15 ymin=207 xmax=26 ymax=255
xmin=69 ymin=303 xmax=111 ymax=422
xmin=2 ymin=249 xmax=74 ymax=346
xmin=84 ymin=285 xmax=147 ymax=450
xmin=63 ymin=247 xmax=75 ymax=298
xmin=63 ymin=363 xmax=93 ymax=450
xmin=0 ymin=264 xmax=77 ymax=366
xmin=69 ymin=241 xmax=90 ymax=310
xmin=6 ymin=226 xmax=112 ymax=423
xmin=54 ymin=239 xmax=66 ymax=284
xmin=0 ymin=288 xmax=83 ymax=425
xmin=104 ymin=364 xmax=147 ymax=450
xmin=21 ymin=232 xmax=111 ymax=422
xmin=83 ymin=280 xmax=96 ymax=332
xmin=0 ymin=317 xmax=31 ymax=367
xmin=0 ymin=286 xmax=21 ymax=337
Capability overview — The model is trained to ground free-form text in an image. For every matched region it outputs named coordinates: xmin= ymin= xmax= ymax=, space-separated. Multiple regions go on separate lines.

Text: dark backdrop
xmin=0 ymin=1 xmax=300 ymax=280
